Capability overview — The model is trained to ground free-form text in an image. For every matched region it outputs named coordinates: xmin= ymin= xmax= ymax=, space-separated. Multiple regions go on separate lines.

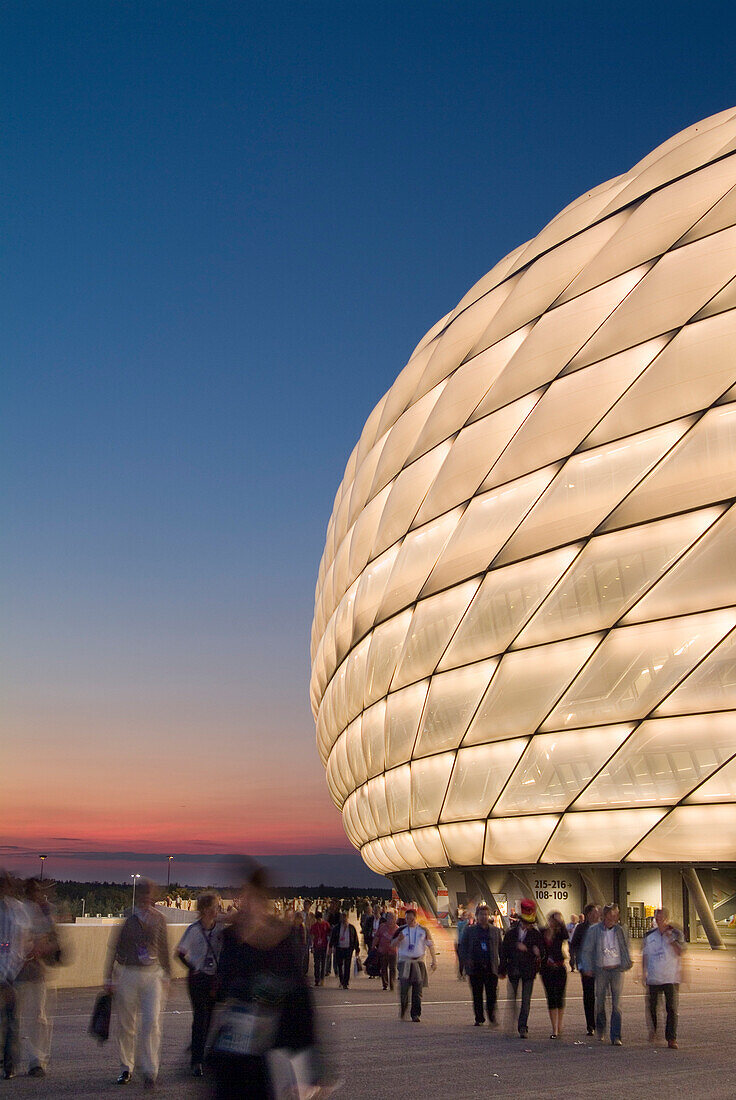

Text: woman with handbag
xmin=210 ymin=863 xmax=326 ymax=1099
xmin=175 ymin=892 xmax=223 ymax=1077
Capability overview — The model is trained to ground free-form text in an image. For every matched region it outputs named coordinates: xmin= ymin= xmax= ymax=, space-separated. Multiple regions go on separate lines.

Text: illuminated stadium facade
xmin=310 ymin=108 xmax=736 ymax=944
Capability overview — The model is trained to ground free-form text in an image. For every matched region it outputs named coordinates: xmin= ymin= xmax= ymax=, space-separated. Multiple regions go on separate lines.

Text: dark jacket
xmin=569 ymin=919 xmax=594 ymax=967
xmin=329 ymin=922 xmax=359 ymax=953
xmin=500 ymin=922 xmax=544 ymax=980
xmin=105 ymin=908 xmax=171 ymax=981
xmin=458 ymin=923 xmax=500 ymax=976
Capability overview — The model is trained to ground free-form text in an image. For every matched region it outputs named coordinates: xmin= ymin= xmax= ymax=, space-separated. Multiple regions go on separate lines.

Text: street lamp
xmin=167 ymin=856 xmax=174 ymax=889
xmin=131 ymin=873 xmax=141 ymax=910
xmin=39 ymin=855 xmax=47 ymax=881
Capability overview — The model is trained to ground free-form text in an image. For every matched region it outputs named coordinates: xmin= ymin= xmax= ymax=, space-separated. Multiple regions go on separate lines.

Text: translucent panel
xmin=623 ymin=506 xmax=735 ymax=624
xmin=333 ymin=575 xmax=358 ymax=667
xmin=392 ymin=830 xmax=428 ymax=870
xmin=603 ymin=405 xmax=736 ymax=530
xmin=355 ymin=391 xmax=389 ymax=470
xmin=410 ymin=753 xmax=455 ymax=827
xmin=543 ymin=610 xmax=736 ymax=730
xmin=424 ymin=467 xmax=557 ymax=596
xmin=374 ymin=834 xmax=412 ymax=873
xmin=483 ymin=815 xmax=560 ymax=865
xmin=355 ymin=782 xmax=379 ymax=838
xmin=478 ymin=213 xmax=628 ymax=344
xmin=493 ymin=725 xmax=633 ymax=816
xmin=375 ymin=341 xmax=437 ymax=442
xmin=364 ymin=775 xmax=390 ymax=835
xmin=369 ymin=383 xmax=447 ymax=499
xmin=385 ymin=680 xmax=429 ymax=769
xmin=408 ymin=326 xmax=530 ymax=462
xmin=569 ymin=225 xmax=736 ymax=371
xmin=364 ymin=609 xmax=412 ymax=708
xmin=542 ymin=808 xmax=666 ymax=862
xmin=344 ymin=717 xmax=367 ymax=790
xmin=332 ymin=658 xmax=349 ymax=735
xmin=360 ymin=839 xmax=392 ymax=875
xmin=352 ymin=544 xmax=400 ymax=643
xmin=344 ymin=634 xmax=370 ymax=724
xmin=439 ymin=546 xmax=580 ymax=668
xmin=518 ymin=510 xmax=720 ymax=648
xmin=411 ymin=826 xmax=449 ymax=868
xmin=415 ymin=393 xmax=539 ymax=526
xmin=585 ymin=312 xmax=736 ymax=448
xmin=575 ymin=712 xmax=736 ymax=810
xmin=326 ymin=749 xmax=347 ymax=805
xmin=678 ymin=184 xmax=736 ymax=246
xmin=480 ymin=267 xmax=651 ymax=414
xmin=466 ymin=635 xmax=600 ymax=745
xmin=438 ymin=820 xmax=485 ymax=865
xmin=497 ymin=421 xmax=689 ymax=566
xmin=361 ymin=699 xmax=387 ymax=780
xmin=384 ymin=764 xmax=411 ymax=833
xmin=627 ymin=804 xmax=736 ymax=861
xmin=413 ymin=659 xmax=498 ymax=757
xmin=440 ymin=739 xmax=528 ymax=822
xmin=334 ymin=733 xmax=356 ymax=798
xmin=694 ymin=278 xmax=736 ymax=320
xmin=372 ymin=442 xmax=452 ymax=559
xmin=686 ymin=752 xmax=736 ymax=803
xmin=656 ymin=629 xmax=736 ymax=716
xmin=348 ymin=483 xmax=391 ymax=587
xmin=377 ymin=509 xmax=462 ymax=621
xmin=341 ymin=799 xmax=362 ymax=846
xmin=485 ymin=347 xmax=652 ymax=488
xmin=560 ymin=154 xmax=736 ymax=302
xmin=391 ymin=580 xmax=481 ymax=691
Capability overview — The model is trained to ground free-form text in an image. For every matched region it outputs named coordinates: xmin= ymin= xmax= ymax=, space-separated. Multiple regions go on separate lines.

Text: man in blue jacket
xmin=578 ymin=903 xmax=632 ymax=1046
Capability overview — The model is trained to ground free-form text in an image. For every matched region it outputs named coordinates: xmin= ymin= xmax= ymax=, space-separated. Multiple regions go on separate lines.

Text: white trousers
xmin=114 ymin=965 xmax=164 ymax=1079
xmin=16 ymin=980 xmax=51 ymax=1070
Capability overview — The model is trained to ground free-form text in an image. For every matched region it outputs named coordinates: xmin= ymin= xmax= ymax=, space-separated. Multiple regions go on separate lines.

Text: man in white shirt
xmin=393 ymin=909 xmax=437 ymax=1022
xmin=641 ymin=908 xmax=685 ymax=1049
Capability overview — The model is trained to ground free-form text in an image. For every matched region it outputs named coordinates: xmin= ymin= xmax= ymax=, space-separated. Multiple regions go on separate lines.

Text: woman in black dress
xmin=541 ymin=910 xmax=569 ymax=1039
xmin=211 ymin=864 xmax=324 ymax=1099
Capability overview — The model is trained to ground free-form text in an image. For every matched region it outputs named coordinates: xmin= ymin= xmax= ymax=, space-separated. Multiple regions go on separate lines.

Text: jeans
xmin=335 ymin=948 xmax=353 ymax=988
xmin=313 ymin=947 xmax=327 ymax=985
xmin=186 ymin=971 xmax=215 ymax=1066
xmin=581 ymin=972 xmax=596 ymax=1031
xmin=469 ymin=970 xmax=498 ymax=1024
xmin=507 ymin=974 xmax=535 ymax=1033
xmin=379 ymin=953 xmax=396 ymax=991
xmin=647 ymin=983 xmax=679 ymax=1041
xmin=595 ymin=967 xmax=624 ymax=1042
xmin=399 ymin=975 xmax=423 ymax=1020
xmin=0 ymin=982 xmax=19 ymax=1076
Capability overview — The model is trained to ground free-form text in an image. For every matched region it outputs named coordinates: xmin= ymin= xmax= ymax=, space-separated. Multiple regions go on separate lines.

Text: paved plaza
xmin=8 ymin=942 xmax=736 ymax=1099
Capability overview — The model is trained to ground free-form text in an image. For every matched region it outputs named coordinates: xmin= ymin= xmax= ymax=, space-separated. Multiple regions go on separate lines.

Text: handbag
xmin=208 ymin=1000 xmax=279 ymax=1058
xmin=89 ymin=992 xmax=112 ymax=1043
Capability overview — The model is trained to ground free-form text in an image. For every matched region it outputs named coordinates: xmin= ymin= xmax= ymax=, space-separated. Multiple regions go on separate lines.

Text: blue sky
xmin=3 ymin=0 xmax=735 ymax=881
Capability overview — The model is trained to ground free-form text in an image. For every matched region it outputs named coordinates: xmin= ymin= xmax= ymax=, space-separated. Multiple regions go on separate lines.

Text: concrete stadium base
xmin=8 ymin=941 xmax=736 ymax=1098
xmin=50 ymin=923 xmax=190 ymax=988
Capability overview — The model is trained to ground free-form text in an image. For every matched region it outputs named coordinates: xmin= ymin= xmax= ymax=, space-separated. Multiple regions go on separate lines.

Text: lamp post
xmin=39 ymin=855 xmax=47 ymax=881
xmin=167 ymin=856 xmax=174 ymax=889
xmin=131 ymin=873 xmax=141 ymax=910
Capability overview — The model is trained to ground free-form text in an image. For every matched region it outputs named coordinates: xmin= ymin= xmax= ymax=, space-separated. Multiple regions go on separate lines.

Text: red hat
xmin=520 ymin=898 xmax=537 ymax=922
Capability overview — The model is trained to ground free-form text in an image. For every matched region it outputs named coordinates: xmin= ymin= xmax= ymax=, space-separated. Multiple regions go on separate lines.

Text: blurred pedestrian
xmin=394 ymin=909 xmax=437 ymax=1022
xmin=210 ymin=864 xmax=326 ymax=1099
xmin=570 ymin=904 xmax=599 ymax=1034
xmin=499 ymin=898 xmax=543 ymax=1038
xmin=329 ymin=912 xmax=359 ymax=989
xmin=0 ymin=872 xmax=30 ymax=1080
xmin=372 ymin=911 xmax=398 ymax=992
xmin=578 ymin=903 xmax=632 ymax=1046
xmin=104 ymin=879 xmax=171 ymax=1087
xmin=641 ymin=907 xmax=685 ymax=1049
xmin=458 ymin=904 xmax=501 ymax=1027
xmin=310 ymin=912 xmax=330 ymax=987
xmin=175 ymin=891 xmax=223 ymax=1077
xmin=16 ymin=878 xmax=61 ymax=1078
xmin=540 ymin=911 xmax=568 ymax=1038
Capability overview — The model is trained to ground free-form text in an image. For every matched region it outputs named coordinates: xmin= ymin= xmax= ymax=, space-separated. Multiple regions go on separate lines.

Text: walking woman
xmin=541 ymin=911 xmax=569 ymax=1039
xmin=372 ymin=911 xmax=398 ymax=991
xmin=175 ymin=892 xmax=223 ymax=1077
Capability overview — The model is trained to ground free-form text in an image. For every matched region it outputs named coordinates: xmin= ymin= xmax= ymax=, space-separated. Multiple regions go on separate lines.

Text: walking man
xmin=310 ymin=910 xmax=331 ymax=986
xmin=569 ymin=903 xmax=599 ymax=1034
xmin=16 ymin=878 xmax=61 ymax=1078
xmin=499 ymin=898 xmax=543 ymax=1038
xmin=104 ymin=880 xmax=171 ymax=1087
xmin=578 ymin=903 xmax=632 ymax=1046
xmin=0 ymin=873 xmax=30 ymax=1080
xmin=394 ymin=908 xmax=437 ymax=1022
xmin=329 ymin=911 xmax=359 ymax=989
xmin=641 ymin=907 xmax=685 ymax=1049
xmin=175 ymin=891 xmax=222 ymax=1077
xmin=459 ymin=904 xmax=501 ymax=1026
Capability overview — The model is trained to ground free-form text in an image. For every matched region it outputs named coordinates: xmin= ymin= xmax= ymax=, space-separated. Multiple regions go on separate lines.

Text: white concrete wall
xmin=49 ymin=923 xmax=190 ymax=990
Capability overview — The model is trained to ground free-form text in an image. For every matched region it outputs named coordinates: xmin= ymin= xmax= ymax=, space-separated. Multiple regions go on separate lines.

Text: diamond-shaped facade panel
xmin=311 ymin=109 xmax=736 ymax=875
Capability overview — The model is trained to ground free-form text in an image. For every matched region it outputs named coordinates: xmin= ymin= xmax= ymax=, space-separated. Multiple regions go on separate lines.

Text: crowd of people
xmin=0 ymin=866 xmax=689 ymax=1095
